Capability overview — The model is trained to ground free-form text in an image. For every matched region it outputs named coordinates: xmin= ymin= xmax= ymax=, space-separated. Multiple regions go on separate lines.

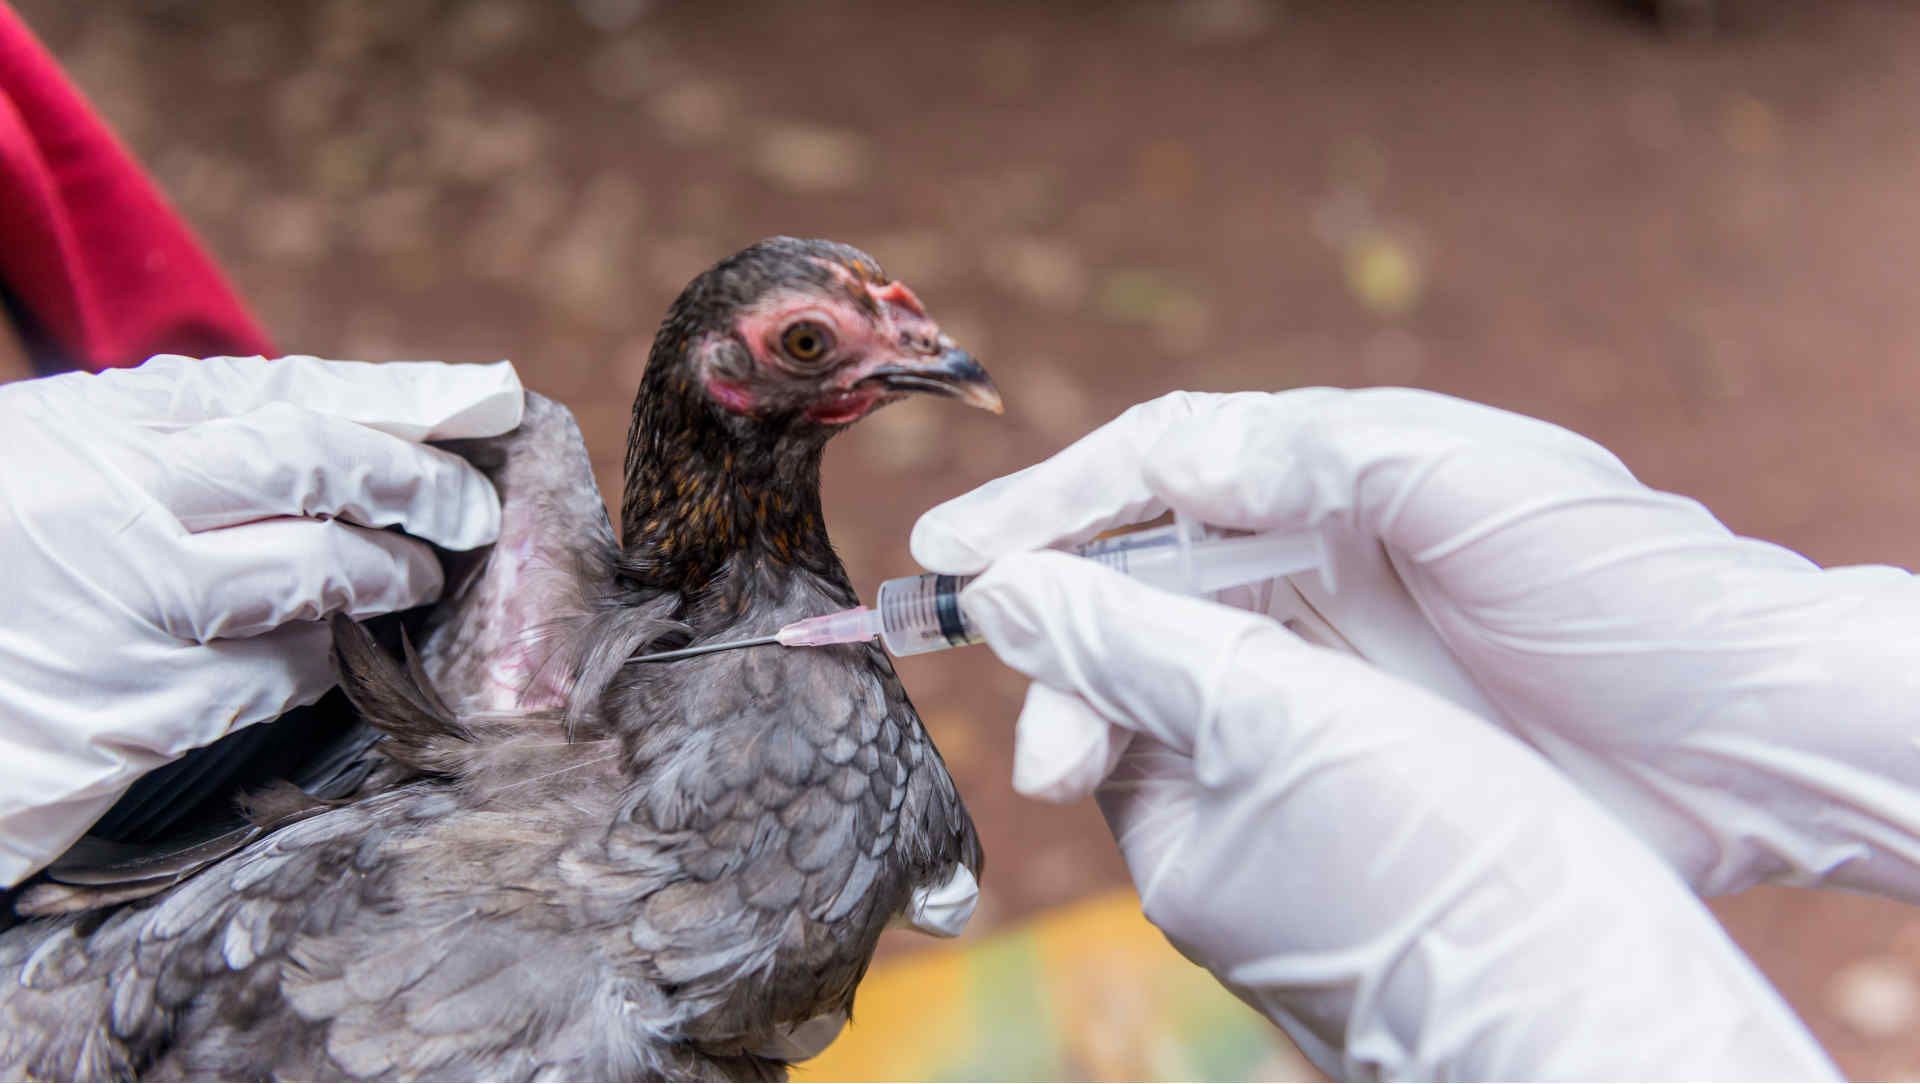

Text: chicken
xmin=0 ymin=237 xmax=992 ymax=1081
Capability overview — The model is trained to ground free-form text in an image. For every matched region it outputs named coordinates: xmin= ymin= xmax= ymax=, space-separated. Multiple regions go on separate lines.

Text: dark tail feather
xmin=329 ymin=615 xmax=472 ymax=776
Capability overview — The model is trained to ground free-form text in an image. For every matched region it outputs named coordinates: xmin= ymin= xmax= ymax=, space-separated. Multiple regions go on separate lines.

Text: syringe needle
xmin=628 ymin=607 xmax=879 ymax=663
xmin=629 ymin=634 xmax=782 ymax=664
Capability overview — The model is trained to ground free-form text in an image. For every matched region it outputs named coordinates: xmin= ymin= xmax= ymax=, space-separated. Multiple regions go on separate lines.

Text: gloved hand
xmin=957 ymin=550 xmax=1837 ymax=1079
xmin=914 ymin=389 xmax=1920 ymax=901
xmin=0 ymin=354 xmax=522 ymax=886
xmin=906 ymin=387 xmax=1913 ymax=1079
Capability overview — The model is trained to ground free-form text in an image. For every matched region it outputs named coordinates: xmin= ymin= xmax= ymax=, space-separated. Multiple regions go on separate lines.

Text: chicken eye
xmin=780 ymin=322 xmax=833 ymax=364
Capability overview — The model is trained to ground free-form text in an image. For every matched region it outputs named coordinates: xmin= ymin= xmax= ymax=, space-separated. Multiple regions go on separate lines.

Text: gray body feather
xmin=0 ymin=392 xmax=981 ymax=1081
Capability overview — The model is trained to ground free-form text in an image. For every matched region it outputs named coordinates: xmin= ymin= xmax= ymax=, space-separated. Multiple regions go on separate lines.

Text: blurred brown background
xmin=14 ymin=0 xmax=1920 ymax=1076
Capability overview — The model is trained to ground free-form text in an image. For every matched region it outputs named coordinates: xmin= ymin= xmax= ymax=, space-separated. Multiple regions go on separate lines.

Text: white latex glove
xmin=914 ymin=389 xmax=1920 ymax=901
xmin=957 ymin=551 xmax=1837 ymax=1079
xmin=0 ymin=354 xmax=523 ymax=886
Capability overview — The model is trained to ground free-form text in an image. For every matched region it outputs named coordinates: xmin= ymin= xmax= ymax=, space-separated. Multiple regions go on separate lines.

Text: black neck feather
xmin=617 ymin=334 xmax=839 ymax=599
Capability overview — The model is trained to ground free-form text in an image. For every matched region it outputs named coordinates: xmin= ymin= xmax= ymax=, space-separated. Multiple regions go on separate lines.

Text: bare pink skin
xmin=702 ymin=269 xmax=956 ymax=425
xmin=704 ymin=376 xmax=758 ymax=414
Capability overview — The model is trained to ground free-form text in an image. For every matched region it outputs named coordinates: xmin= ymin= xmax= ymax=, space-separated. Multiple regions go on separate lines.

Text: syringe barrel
xmin=870 ymin=529 xmax=1174 ymax=655
xmin=870 ymin=522 xmax=1324 ymax=657
xmin=875 ymin=573 xmax=983 ymax=656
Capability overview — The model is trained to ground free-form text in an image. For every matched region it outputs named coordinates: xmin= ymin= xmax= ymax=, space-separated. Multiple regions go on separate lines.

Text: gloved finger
xmin=154 ymin=517 xmax=444 ymax=642
xmin=0 ymin=619 xmax=334 ymax=886
xmin=1138 ymin=386 xmax=1641 ymax=545
xmin=49 ymin=355 xmax=524 ymax=441
xmin=911 ymin=390 xmax=1309 ymax=572
xmin=962 ymin=549 xmax=1293 ymax=762
xmin=138 ymin=402 xmax=502 ymax=550
xmin=133 ymin=620 xmax=339 ymax=758
xmin=1012 ymin=682 xmax=1132 ymax=803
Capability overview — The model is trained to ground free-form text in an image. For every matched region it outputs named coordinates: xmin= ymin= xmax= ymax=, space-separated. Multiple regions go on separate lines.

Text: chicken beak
xmin=864 ymin=348 xmax=1003 ymax=414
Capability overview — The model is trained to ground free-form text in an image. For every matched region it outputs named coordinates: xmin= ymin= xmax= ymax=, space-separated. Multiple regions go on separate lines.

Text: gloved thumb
xmin=1137 ymin=388 xmax=1651 ymax=549
xmin=962 ymin=550 xmax=1290 ymax=768
xmin=1138 ymin=394 xmax=1309 ymax=532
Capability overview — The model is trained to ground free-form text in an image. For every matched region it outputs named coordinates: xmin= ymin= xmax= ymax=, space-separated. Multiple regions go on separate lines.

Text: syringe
xmin=631 ymin=516 xmax=1327 ymax=663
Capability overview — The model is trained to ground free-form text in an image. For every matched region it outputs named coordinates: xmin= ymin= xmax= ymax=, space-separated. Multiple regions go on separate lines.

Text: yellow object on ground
xmin=796 ymin=891 xmax=1318 ymax=1082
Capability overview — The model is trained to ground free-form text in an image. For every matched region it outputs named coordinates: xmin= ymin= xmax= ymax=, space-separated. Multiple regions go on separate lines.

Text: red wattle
xmin=807 ymin=389 xmax=882 ymax=425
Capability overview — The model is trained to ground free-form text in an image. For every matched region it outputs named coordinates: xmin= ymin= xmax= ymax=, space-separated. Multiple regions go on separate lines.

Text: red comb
xmin=866 ymin=280 xmax=926 ymax=317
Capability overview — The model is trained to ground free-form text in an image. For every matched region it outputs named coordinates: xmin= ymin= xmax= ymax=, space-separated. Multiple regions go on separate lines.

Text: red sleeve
xmin=0 ymin=3 xmax=273 ymax=373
